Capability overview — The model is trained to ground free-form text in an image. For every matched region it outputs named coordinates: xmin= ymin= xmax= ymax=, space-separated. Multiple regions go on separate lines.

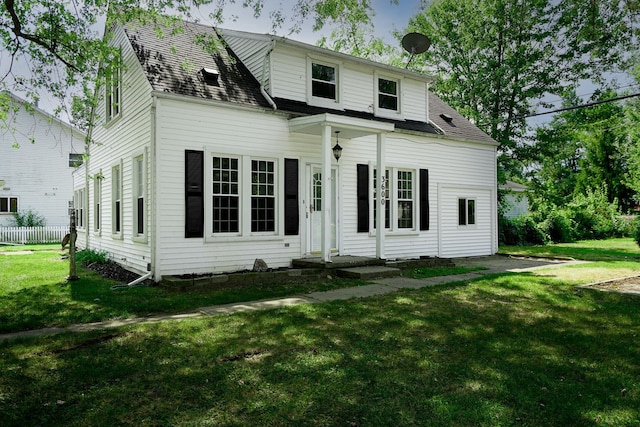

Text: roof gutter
xmin=261 ymin=40 xmax=277 ymax=110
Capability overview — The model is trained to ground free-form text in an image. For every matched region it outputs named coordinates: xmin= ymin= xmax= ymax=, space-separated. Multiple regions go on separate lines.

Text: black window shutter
xmin=185 ymin=150 xmax=204 ymax=238
xmin=284 ymin=158 xmax=299 ymax=235
xmin=357 ymin=164 xmax=369 ymax=232
xmin=420 ymin=168 xmax=429 ymax=230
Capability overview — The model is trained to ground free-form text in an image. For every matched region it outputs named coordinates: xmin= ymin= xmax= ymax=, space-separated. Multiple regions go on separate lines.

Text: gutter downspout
xmin=150 ymin=95 xmax=158 ymax=282
xmin=83 ymin=82 xmax=101 ymax=250
xmin=110 ymin=271 xmax=152 ymax=290
xmin=261 ymin=40 xmax=277 ymax=110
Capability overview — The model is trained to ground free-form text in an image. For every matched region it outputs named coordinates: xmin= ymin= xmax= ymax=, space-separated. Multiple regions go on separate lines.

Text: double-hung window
xmin=112 ymin=163 xmax=122 ymax=236
xmin=372 ymin=167 xmax=415 ymax=231
xmin=209 ymin=155 xmax=277 ymax=237
xmin=0 ymin=197 xmax=18 ymax=214
xmin=105 ymin=49 xmax=122 ymax=122
xmin=94 ymin=176 xmax=102 ymax=233
xmin=251 ymin=160 xmax=275 ymax=232
xmin=74 ymin=188 xmax=86 ymax=229
xmin=458 ymin=198 xmax=476 ymax=226
xmin=378 ymin=78 xmax=399 ymax=111
xmin=133 ymin=155 xmax=145 ymax=238
xmin=308 ymin=57 xmax=342 ymax=108
xmin=397 ymin=170 xmax=413 ymax=229
xmin=212 ymin=156 xmax=240 ymax=234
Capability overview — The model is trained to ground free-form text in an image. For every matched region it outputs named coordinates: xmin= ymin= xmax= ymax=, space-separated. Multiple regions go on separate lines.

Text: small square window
xmin=458 ymin=198 xmax=476 ymax=226
xmin=69 ymin=153 xmax=84 ymax=167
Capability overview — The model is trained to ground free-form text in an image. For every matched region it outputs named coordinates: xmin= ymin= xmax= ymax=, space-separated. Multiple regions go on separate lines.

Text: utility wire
xmin=508 ymin=92 xmax=640 ymax=122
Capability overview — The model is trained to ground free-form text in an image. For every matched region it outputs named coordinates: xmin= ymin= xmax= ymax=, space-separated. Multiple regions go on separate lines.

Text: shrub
xmin=539 ymin=209 xmax=575 ymax=243
xmin=499 ymin=214 xmax=548 ymax=246
xmin=76 ymin=249 xmax=110 ymax=266
xmin=11 ymin=209 xmax=46 ymax=227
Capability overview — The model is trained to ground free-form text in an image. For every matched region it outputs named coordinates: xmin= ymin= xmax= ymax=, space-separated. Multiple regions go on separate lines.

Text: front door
xmin=307 ymin=164 xmax=338 ymax=253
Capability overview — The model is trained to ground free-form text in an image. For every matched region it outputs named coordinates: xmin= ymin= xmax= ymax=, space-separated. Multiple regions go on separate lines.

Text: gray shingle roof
xmin=124 ymin=21 xmax=495 ymax=145
xmin=427 ymin=93 xmax=496 ymax=144
xmin=125 ymin=21 xmax=271 ymax=108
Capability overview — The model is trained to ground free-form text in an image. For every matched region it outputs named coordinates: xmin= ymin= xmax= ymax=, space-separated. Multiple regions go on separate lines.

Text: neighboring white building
xmin=500 ymin=181 xmax=530 ymax=219
xmin=73 ymin=20 xmax=498 ymax=280
xmin=1 ymin=93 xmax=85 ymax=227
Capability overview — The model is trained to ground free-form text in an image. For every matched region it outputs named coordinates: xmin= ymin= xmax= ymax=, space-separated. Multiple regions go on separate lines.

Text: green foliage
xmin=634 ymin=217 xmax=640 ymax=247
xmin=499 ymin=214 xmax=548 ymax=246
xmin=538 ymin=209 xmax=576 ymax=243
xmin=10 ymin=209 xmax=46 ymax=227
xmin=501 ymin=187 xmax=633 ymax=245
xmin=530 ymin=88 xmax=637 ymax=212
xmin=75 ymin=249 xmax=110 ymax=266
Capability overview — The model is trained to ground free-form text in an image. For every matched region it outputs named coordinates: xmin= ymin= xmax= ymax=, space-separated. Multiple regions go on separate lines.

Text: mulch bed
xmin=582 ymin=275 xmax=640 ymax=295
xmin=85 ymin=262 xmax=146 ymax=284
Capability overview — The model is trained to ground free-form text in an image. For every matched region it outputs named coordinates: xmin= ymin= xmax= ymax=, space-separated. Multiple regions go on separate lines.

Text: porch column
xmin=321 ymin=124 xmax=332 ymax=263
xmin=376 ymin=132 xmax=386 ymax=259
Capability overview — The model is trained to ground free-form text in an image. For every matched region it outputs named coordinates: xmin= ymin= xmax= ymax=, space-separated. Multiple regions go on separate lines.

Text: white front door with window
xmin=307 ymin=164 xmax=338 ymax=254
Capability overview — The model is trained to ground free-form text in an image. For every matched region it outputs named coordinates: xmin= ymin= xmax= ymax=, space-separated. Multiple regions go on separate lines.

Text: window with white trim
xmin=251 ymin=159 xmax=275 ymax=232
xmin=458 ymin=198 xmax=476 ymax=226
xmin=372 ymin=167 xmax=416 ymax=231
xmin=74 ymin=188 xmax=86 ymax=229
xmin=378 ymin=78 xmax=399 ymax=111
xmin=0 ymin=197 xmax=18 ymax=214
xmin=94 ymin=177 xmax=102 ymax=233
xmin=308 ymin=57 xmax=342 ymax=108
xmin=212 ymin=156 xmax=240 ymax=234
xmin=112 ymin=163 xmax=122 ymax=236
xmin=209 ymin=155 xmax=278 ymax=236
xmin=105 ymin=49 xmax=122 ymax=122
xmin=133 ymin=155 xmax=145 ymax=237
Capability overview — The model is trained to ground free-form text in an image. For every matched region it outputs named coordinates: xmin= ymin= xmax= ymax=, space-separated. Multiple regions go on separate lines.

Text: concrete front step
xmin=336 ymin=266 xmax=401 ymax=280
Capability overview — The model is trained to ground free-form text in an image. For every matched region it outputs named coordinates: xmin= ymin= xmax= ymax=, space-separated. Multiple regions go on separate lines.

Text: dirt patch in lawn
xmin=580 ymin=275 xmax=640 ymax=296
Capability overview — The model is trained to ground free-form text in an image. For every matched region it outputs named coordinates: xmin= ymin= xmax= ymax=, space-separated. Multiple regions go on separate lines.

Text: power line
xmin=508 ymin=92 xmax=640 ymax=122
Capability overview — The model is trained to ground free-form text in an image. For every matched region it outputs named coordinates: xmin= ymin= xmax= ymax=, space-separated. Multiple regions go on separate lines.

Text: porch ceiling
xmin=288 ymin=113 xmax=394 ymax=140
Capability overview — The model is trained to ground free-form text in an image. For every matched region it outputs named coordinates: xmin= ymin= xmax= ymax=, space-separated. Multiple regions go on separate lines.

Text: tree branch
xmin=4 ymin=0 xmax=81 ymax=72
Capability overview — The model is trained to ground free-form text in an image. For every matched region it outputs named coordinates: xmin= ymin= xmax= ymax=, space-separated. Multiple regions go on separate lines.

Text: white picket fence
xmin=0 ymin=226 xmax=68 ymax=245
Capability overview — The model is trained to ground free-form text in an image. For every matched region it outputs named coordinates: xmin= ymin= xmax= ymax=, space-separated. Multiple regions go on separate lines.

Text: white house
xmin=500 ymin=181 xmax=530 ymax=219
xmin=73 ymin=20 xmax=498 ymax=281
xmin=1 ymin=92 xmax=85 ymax=227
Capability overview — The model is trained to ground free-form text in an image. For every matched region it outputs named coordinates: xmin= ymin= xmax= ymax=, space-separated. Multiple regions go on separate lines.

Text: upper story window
xmin=105 ymin=49 xmax=122 ymax=122
xmin=378 ymin=78 xmax=398 ymax=111
xmin=307 ymin=57 xmax=342 ymax=109
xmin=375 ymin=74 xmax=402 ymax=118
xmin=69 ymin=153 xmax=84 ymax=167
xmin=311 ymin=63 xmax=336 ymax=100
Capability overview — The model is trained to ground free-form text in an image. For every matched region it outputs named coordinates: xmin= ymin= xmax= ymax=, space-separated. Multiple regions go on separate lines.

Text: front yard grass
xmin=1 ymin=252 xmax=639 ymax=426
xmin=0 ymin=245 xmax=368 ymax=334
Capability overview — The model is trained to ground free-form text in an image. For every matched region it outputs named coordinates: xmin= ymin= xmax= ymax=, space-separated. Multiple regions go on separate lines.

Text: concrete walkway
xmin=0 ymin=255 xmax=584 ymax=343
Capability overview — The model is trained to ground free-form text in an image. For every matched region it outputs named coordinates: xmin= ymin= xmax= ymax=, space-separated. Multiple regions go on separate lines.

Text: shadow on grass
xmin=2 ymin=273 xmax=639 ymax=426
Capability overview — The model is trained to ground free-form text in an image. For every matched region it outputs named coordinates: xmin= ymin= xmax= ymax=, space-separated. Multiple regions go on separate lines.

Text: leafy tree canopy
xmin=404 ymin=0 xmax=639 ymax=177
xmin=0 ymin=0 xmax=381 ymax=127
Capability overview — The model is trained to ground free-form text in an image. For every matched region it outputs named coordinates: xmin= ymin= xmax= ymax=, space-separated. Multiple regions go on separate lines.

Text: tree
xmin=529 ymin=89 xmax=637 ymax=212
xmin=0 ymin=0 xmax=384 ymax=130
xmin=405 ymin=0 xmax=639 ymax=177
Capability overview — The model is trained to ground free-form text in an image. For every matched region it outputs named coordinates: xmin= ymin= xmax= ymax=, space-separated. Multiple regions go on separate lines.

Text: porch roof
xmin=288 ymin=113 xmax=394 ymax=139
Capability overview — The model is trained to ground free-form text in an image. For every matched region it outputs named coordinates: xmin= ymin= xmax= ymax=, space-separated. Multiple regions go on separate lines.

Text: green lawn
xmin=1 ymin=240 xmax=639 ymax=426
xmin=500 ymin=237 xmax=640 ymax=261
xmin=0 ymin=245 xmax=367 ymax=333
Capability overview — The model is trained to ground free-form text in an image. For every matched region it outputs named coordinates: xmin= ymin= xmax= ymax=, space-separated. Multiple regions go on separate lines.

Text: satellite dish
xmin=401 ymin=32 xmax=430 ymax=69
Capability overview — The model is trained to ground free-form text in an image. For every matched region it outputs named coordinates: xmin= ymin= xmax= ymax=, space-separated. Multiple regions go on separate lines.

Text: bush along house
xmin=72 ymin=19 xmax=498 ymax=282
